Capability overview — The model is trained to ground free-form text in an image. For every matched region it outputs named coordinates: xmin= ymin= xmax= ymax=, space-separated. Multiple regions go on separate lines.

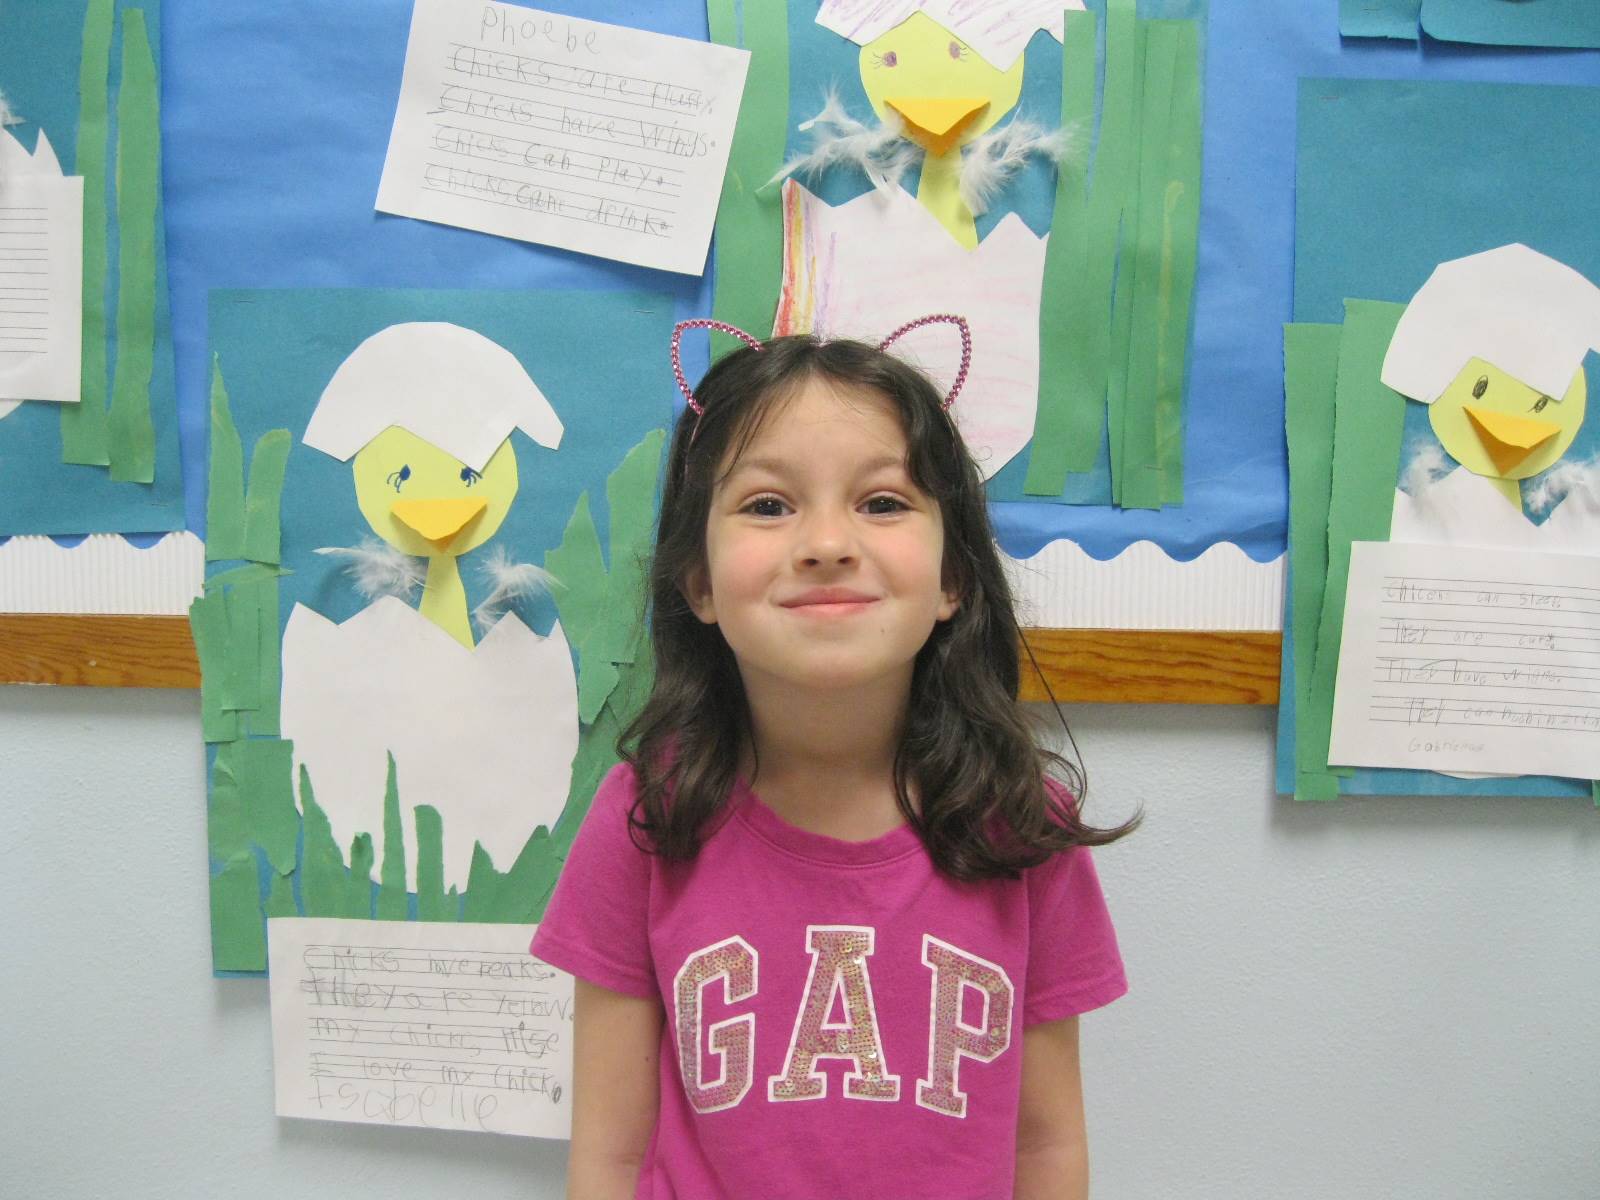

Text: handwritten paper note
xmin=0 ymin=173 xmax=83 ymax=404
xmin=377 ymin=0 xmax=750 ymax=275
xmin=1330 ymin=540 xmax=1600 ymax=778
xmin=268 ymin=918 xmax=573 ymax=1139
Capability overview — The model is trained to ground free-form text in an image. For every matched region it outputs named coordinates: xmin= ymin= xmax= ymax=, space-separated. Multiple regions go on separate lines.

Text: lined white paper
xmin=269 ymin=918 xmax=573 ymax=1139
xmin=0 ymin=173 xmax=82 ymax=403
xmin=1330 ymin=540 xmax=1600 ymax=779
xmin=377 ymin=0 xmax=749 ymax=275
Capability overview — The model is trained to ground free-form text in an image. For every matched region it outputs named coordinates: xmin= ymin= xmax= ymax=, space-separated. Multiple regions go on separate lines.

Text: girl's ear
xmin=681 ymin=563 xmax=718 ymax=625
xmin=936 ymin=586 xmax=960 ymax=622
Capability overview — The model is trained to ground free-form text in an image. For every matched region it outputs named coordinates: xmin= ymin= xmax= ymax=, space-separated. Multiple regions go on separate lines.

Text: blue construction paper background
xmin=0 ymin=0 xmax=183 ymax=536
xmin=1277 ymin=76 xmax=1600 ymax=800
xmin=1340 ymin=0 xmax=1423 ymax=40
xmin=208 ymin=289 xmax=676 ymax=636
xmin=1424 ymin=0 xmax=1600 ymax=49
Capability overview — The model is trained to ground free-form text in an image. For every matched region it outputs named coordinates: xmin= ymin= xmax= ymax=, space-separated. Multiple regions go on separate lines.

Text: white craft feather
xmin=958 ymin=119 xmax=1080 ymax=216
xmin=0 ymin=89 xmax=18 ymax=127
xmin=767 ymin=90 xmax=920 ymax=194
xmin=1399 ymin=439 xmax=1455 ymax=497
xmin=314 ymin=538 xmax=425 ymax=601
xmin=472 ymin=545 xmax=558 ymax=634
xmin=1524 ymin=454 xmax=1600 ymax=517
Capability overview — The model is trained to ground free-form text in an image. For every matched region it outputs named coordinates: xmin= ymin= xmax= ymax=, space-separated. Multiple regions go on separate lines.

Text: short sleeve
xmin=1024 ymin=840 xmax=1128 ymax=1026
xmin=529 ymin=762 xmax=658 ymax=1000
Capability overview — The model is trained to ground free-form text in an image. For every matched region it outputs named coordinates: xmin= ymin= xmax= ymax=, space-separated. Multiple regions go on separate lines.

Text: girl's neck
xmin=741 ymin=676 xmax=913 ymax=841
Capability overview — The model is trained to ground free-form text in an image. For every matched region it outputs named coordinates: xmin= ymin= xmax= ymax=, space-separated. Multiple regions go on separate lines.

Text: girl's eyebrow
xmin=727 ymin=453 xmax=906 ymax=480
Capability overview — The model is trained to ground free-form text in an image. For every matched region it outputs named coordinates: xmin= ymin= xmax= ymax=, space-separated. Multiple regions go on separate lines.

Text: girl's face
xmin=685 ymin=377 xmax=959 ymax=699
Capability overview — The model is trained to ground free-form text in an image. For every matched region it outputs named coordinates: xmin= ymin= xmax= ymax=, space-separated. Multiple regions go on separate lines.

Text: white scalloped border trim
xmin=1001 ymin=539 xmax=1285 ymax=631
xmin=0 ymin=532 xmax=203 ymax=614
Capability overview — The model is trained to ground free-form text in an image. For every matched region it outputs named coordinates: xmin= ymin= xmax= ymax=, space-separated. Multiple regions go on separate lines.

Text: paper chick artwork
xmin=280 ymin=323 xmax=579 ymax=895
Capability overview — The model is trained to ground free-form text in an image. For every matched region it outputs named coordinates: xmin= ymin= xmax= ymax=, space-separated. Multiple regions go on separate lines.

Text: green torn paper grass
xmin=226 ymin=737 xmax=298 ymax=876
xmin=221 ymin=577 xmax=264 ymax=715
xmin=1105 ymin=18 xmax=1148 ymax=508
xmin=1154 ymin=21 xmax=1202 ymax=506
xmin=189 ymin=590 xmax=239 ymax=743
xmin=1024 ymin=10 xmax=1097 ymax=495
xmin=1300 ymin=300 xmax=1408 ymax=799
xmin=60 ymin=0 xmax=115 ymax=466
xmin=377 ymin=754 xmax=408 ymax=920
xmin=206 ymin=356 xmax=246 ymax=561
xmin=106 ymin=7 xmax=160 ymax=483
xmin=298 ymin=765 xmax=373 ymax=922
xmin=241 ymin=429 xmax=292 ymax=565
xmin=706 ymin=0 xmax=788 ymax=348
xmin=414 ymin=804 xmax=458 ymax=921
xmin=210 ymin=858 xmax=266 ymax=972
xmin=1114 ymin=19 xmax=1175 ymax=510
xmin=1283 ymin=323 xmax=1343 ymax=801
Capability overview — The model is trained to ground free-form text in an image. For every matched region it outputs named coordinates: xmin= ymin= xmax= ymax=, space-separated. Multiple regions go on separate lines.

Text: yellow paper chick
xmin=858 ymin=13 xmax=1024 ymax=247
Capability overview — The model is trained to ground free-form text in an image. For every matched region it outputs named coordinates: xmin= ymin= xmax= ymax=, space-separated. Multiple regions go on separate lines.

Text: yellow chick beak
xmin=884 ymin=96 xmax=990 ymax=156
xmin=1462 ymin=406 xmax=1562 ymax=476
xmin=390 ymin=496 xmax=488 ymax=551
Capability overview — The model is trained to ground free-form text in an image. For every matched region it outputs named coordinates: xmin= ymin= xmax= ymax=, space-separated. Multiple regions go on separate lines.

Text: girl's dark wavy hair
xmin=619 ymin=333 xmax=1139 ymax=880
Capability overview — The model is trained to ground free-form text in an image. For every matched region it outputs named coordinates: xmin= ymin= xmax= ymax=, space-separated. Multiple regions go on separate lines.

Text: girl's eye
xmin=1531 ymin=395 xmax=1552 ymax=414
xmin=460 ymin=466 xmax=482 ymax=486
xmin=386 ymin=465 xmax=411 ymax=492
xmin=864 ymin=495 xmax=908 ymax=515
xmin=745 ymin=496 xmax=788 ymax=517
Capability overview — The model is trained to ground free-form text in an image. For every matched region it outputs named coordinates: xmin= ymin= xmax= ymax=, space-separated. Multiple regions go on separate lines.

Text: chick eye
xmin=1532 ymin=395 xmax=1553 ymax=414
xmin=872 ymin=49 xmax=898 ymax=68
xmin=460 ymin=466 xmax=482 ymax=486
xmin=1471 ymin=376 xmax=1489 ymax=400
xmin=948 ymin=40 xmax=967 ymax=60
xmin=387 ymin=465 xmax=411 ymax=492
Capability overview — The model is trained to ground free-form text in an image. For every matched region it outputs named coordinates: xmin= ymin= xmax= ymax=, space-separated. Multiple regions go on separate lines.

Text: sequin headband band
xmin=669 ymin=314 xmax=974 ymax=418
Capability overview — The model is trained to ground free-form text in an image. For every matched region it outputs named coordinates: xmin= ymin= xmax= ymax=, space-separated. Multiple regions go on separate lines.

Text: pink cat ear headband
xmin=669 ymin=313 xmax=974 ymax=419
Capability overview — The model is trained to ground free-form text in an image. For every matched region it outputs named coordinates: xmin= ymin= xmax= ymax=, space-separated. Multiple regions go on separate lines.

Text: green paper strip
xmin=461 ymin=842 xmax=504 ymax=922
xmin=221 ymin=579 xmax=264 ymax=715
xmin=1026 ymin=0 xmax=1141 ymax=492
xmin=107 ymin=8 xmax=160 ymax=483
xmin=264 ymin=873 xmax=298 ymax=919
xmin=242 ymin=429 xmax=292 ymax=566
xmin=1592 ymin=779 xmax=1599 ymax=807
xmin=189 ymin=591 xmax=239 ymax=743
xmin=61 ymin=0 xmax=115 ymax=466
xmin=706 ymin=0 xmax=788 ymax=345
xmin=211 ymin=857 xmax=267 ymax=972
xmin=1023 ymin=11 xmax=1097 ymax=496
xmin=204 ymin=563 xmax=289 ymax=592
xmin=1154 ymin=22 xmax=1202 ymax=507
xmin=208 ymin=743 xmax=248 ymax=861
xmin=254 ymin=576 xmax=282 ymax=737
xmin=1339 ymin=0 xmax=1421 ymax=40
xmin=414 ymin=805 xmax=455 ymax=921
xmin=1301 ymin=300 xmax=1408 ymax=796
xmin=497 ymin=826 xmax=559 ymax=924
xmin=299 ymin=765 xmax=369 ymax=920
xmin=1283 ymin=323 xmax=1343 ymax=801
xmin=206 ymin=356 xmax=246 ymax=561
xmin=348 ymin=834 xmax=375 ymax=917
xmin=555 ymin=639 xmax=656 ymax=848
xmin=228 ymin=738 xmax=298 ymax=876
xmin=602 ymin=429 xmax=666 ymax=667
xmin=1114 ymin=20 xmax=1175 ymax=511
xmin=377 ymin=754 xmax=408 ymax=920
xmin=1106 ymin=19 xmax=1149 ymax=508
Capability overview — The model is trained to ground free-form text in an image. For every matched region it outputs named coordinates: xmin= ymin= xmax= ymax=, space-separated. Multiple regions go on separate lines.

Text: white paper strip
xmin=377 ymin=0 xmax=750 ymax=275
xmin=269 ymin=918 xmax=573 ymax=1140
xmin=1330 ymin=540 xmax=1600 ymax=778
xmin=1000 ymin=539 xmax=1284 ymax=631
xmin=0 ymin=532 xmax=203 ymax=614
xmin=0 ymin=173 xmax=83 ymax=404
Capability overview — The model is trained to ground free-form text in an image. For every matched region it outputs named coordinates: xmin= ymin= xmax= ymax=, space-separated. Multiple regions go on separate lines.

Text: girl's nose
xmin=794 ymin=507 xmax=857 ymax=567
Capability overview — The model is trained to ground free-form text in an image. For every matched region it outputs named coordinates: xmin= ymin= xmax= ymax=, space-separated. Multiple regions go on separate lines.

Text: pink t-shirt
xmin=531 ymin=762 xmax=1126 ymax=1200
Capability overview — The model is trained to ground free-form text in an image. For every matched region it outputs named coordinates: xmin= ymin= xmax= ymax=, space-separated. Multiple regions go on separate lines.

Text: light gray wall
xmin=4 ymin=687 xmax=1597 ymax=1198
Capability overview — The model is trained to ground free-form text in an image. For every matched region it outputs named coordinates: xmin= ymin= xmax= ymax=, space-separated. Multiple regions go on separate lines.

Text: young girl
xmin=531 ymin=317 xmax=1136 ymax=1200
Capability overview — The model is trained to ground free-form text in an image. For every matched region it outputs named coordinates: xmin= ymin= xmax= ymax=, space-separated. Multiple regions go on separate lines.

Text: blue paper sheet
xmin=0 ymin=0 xmax=182 ymax=535
xmin=1340 ymin=0 xmax=1422 ymax=40
xmin=1281 ymin=76 xmax=1600 ymax=800
xmin=1424 ymin=0 xmax=1600 ymax=49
